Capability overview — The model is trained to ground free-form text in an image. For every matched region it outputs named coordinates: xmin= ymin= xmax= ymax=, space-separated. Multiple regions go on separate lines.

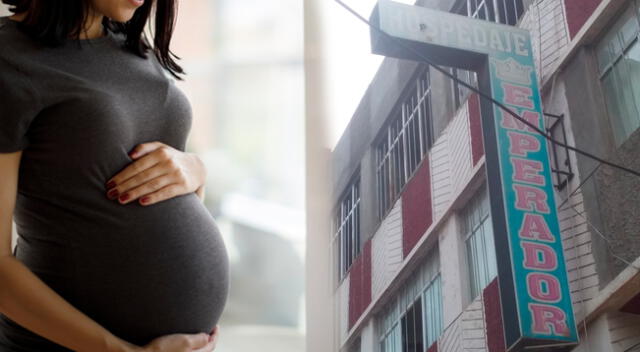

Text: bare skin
xmin=1 ymin=2 xmax=218 ymax=352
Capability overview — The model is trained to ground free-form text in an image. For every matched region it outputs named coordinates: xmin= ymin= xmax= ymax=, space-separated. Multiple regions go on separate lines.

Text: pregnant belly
xmin=17 ymin=193 xmax=230 ymax=347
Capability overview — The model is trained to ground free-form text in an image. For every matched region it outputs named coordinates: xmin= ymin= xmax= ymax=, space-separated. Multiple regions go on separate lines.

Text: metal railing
xmin=545 ymin=112 xmax=574 ymax=190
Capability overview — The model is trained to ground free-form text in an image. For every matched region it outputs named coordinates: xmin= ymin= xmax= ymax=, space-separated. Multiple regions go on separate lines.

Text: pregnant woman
xmin=0 ymin=0 xmax=230 ymax=351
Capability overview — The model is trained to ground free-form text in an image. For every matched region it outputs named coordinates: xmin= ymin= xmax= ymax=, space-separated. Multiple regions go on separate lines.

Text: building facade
xmin=329 ymin=0 xmax=640 ymax=351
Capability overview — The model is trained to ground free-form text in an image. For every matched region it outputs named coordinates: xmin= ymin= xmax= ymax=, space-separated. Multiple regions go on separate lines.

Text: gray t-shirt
xmin=0 ymin=16 xmax=229 ymax=351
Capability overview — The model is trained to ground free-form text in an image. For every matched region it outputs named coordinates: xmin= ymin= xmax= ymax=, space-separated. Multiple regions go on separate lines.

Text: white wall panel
xmin=337 ymin=274 xmax=350 ymax=347
xmin=448 ymin=104 xmax=473 ymax=196
xmin=430 ymin=129 xmax=452 ymax=221
xmin=371 ymin=198 xmax=404 ymax=300
xmin=519 ymin=0 xmax=570 ymax=83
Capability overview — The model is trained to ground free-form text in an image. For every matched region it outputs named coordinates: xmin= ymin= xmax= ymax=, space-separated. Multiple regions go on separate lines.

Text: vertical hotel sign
xmin=370 ymin=0 xmax=578 ymax=349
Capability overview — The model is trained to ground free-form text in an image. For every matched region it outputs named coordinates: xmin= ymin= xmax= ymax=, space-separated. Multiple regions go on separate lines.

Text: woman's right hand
xmin=139 ymin=326 xmax=219 ymax=352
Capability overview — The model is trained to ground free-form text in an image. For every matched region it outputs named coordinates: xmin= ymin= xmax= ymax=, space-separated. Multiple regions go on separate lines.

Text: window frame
xmin=452 ymin=0 xmax=527 ymax=26
xmin=375 ymin=65 xmax=434 ymax=222
xmin=461 ymin=184 xmax=498 ymax=300
xmin=378 ymin=248 xmax=443 ymax=352
xmin=332 ymin=172 xmax=361 ymax=284
xmin=595 ymin=0 xmax=640 ymax=146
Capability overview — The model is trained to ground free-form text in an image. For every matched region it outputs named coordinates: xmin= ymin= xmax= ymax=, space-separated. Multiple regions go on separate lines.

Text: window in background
xmin=401 ymin=298 xmax=424 ymax=352
xmin=378 ymin=247 xmax=442 ymax=352
xmin=449 ymin=0 xmax=529 ymax=110
xmin=596 ymin=0 xmax=640 ymax=146
xmin=332 ymin=176 xmax=361 ymax=282
xmin=462 ymin=185 xmax=498 ymax=300
xmin=452 ymin=68 xmax=478 ymax=110
xmin=454 ymin=0 xmax=527 ymax=25
xmin=423 ymin=274 xmax=443 ymax=346
xmin=376 ymin=66 xmax=434 ymax=220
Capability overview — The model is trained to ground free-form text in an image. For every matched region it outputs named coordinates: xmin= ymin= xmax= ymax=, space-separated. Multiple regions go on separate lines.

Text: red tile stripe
xmin=483 ymin=278 xmax=506 ymax=352
xmin=468 ymin=92 xmax=484 ymax=166
xmin=427 ymin=341 xmax=438 ymax=352
xmin=564 ymin=0 xmax=603 ymax=39
xmin=348 ymin=239 xmax=372 ymax=329
xmin=401 ymin=158 xmax=433 ymax=258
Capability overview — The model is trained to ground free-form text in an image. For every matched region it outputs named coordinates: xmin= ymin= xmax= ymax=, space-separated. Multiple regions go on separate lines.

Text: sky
xmin=322 ymin=0 xmax=414 ymax=149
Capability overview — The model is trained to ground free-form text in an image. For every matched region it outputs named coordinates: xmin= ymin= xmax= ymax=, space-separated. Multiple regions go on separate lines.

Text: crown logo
xmin=491 ymin=57 xmax=533 ymax=85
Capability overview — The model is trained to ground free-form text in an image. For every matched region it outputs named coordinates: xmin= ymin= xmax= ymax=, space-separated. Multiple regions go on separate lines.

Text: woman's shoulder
xmin=0 ymin=16 xmax=44 ymax=65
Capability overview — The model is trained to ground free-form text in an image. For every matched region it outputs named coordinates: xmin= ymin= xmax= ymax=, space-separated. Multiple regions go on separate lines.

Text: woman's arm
xmin=0 ymin=151 xmax=138 ymax=352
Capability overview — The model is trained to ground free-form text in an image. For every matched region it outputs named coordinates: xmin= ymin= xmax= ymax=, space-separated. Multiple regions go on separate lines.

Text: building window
xmin=448 ymin=0 xmax=528 ymax=109
xmin=423 ymin=274 xmax=443 ymax=346
xmin=454 ymin=0 xmax=527 ymax=25
xmin=462 ymin=185 xmax=498 ymax=299
xmin=332 ymin=177 xmax=361 ymax=282
xmin=376 ymin=66 xmax=434 ymax=220
xmin=379 ymin=247 xmax=442 ymax=351
xmin=596 ymin=1 xmax=640 ymax=146
xmin=452 ymin=68 xmax=478 ymax=110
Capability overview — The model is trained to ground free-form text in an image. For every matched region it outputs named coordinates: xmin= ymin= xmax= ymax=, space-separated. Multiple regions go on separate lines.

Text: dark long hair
xmin=1 ymin=0 xmax=186 ymax=80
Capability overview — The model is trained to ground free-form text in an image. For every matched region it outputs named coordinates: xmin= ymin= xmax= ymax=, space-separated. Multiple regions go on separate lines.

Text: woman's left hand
xmin=105 ymin=141 xmax=207 ymax=206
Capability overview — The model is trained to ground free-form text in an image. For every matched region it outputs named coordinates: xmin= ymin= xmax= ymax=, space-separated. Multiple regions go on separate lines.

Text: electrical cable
xmin=328 ymin=4 xmax=640 ymax=348
xmin=561 ymin=184 xmax=591 ymax=352
xmin=557 ymin=163 xmax=601 ymax=211
xmin=332 ymin=0 xmax=640 ymax=179
xmin=565 ymin=200 xmax=640 ymax=271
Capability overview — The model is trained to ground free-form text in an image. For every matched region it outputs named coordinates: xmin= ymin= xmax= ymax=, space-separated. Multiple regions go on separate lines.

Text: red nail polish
xmin=140 ymin=196 xmax=150 ymax=204
xmin=106 ymin=180 xmax=116 ymax=189
xmin=119 ymin=193 xmax=130 ymax=202
xmin=107 ymin=189 xmax=119 ymax=199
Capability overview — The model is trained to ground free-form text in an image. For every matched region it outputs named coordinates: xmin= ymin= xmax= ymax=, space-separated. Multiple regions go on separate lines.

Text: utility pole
xmin=304 ymin=0 xmax=334 ymax=351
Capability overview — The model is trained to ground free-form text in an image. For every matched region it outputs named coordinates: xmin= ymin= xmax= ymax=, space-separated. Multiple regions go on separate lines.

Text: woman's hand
xmin=138 ymin=326 xmax=219 ymax=352
xmin=105 ymin=142 xmax=207 ymax=206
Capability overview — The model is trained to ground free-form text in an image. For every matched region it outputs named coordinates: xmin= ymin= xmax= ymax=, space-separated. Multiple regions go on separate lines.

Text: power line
xmin=332 ymin=0 xmax=640 ymax=179
xmin=557 ymin=163 xmax=601 ymax=211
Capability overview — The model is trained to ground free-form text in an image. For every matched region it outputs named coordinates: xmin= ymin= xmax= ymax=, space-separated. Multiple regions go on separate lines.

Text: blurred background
xmin=170 ymin=1 xmax=306 ymax=351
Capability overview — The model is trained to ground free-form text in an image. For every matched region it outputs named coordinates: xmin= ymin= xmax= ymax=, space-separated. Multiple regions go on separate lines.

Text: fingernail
xmin=140 ymin=196 xmax=150 ymax=204
xmin=106 ymin=180 xmax=116 ymax=189
xmin=119 ymin=193 xmax=130 ymax=202
xmin=107 ymin=188 xmax=119 ymax=199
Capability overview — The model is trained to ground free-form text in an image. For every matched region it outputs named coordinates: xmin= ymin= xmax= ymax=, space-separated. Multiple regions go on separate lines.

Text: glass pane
xmin=621 ymin=41 xmax=640 ymax=135
xmin=435 ymin=276 xmax=443 ymax=337
xmin=483 ymin=217 xmax=498 ymax=281
xmin=401 ymin=315 xmax=407 ymax=352
xmin=604 ymin=56 xmax=640 ymax=144
xmin=414 ymin=299 xmax=424 ymax=352
xmin=394 ymin=324 xmax=402 ymax=352
xmin=596 ymin=38 xmax=613 ymax=74
xmin=602 ymin=71 xmax=629 ymax=143
xmin=618 ymin=7 xmax=639 ymax=49
xmin=467 ymin=237 xmax=479 ymax=298
xmin=475 ymin=226 xmax=489 ymax=290
xmin=425 ymin=288 xmax=432 ymax=344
